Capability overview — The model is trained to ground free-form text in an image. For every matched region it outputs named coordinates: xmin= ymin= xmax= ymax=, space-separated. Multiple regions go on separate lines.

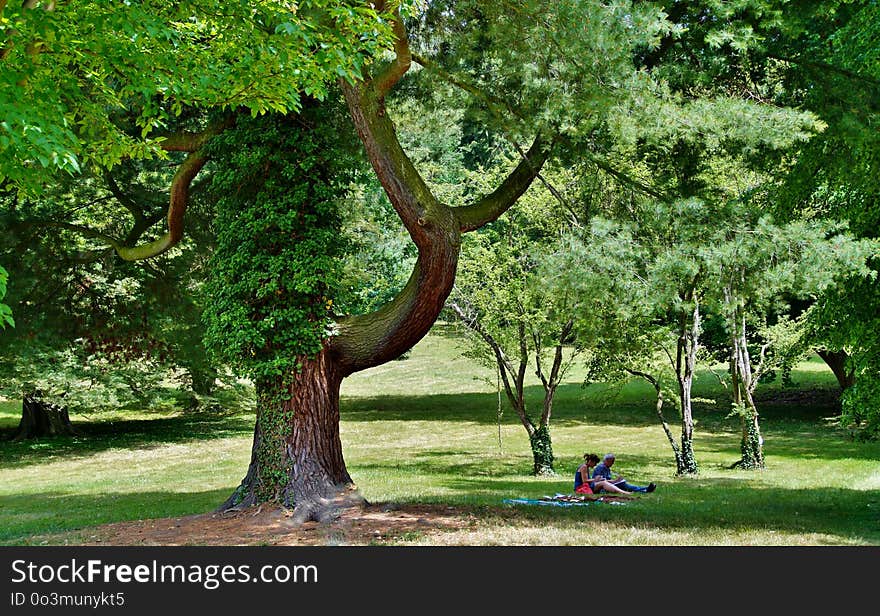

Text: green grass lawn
xmin=1 ymin=325 xmax=878 ymax=545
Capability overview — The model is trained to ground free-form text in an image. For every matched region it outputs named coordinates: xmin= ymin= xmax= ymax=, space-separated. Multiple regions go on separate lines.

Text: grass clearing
xmin=1 ymin=326 xmax=878 ymax=545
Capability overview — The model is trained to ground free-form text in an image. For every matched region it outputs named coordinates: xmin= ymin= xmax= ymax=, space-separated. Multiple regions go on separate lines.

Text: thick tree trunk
xmin=12 ymin=394 xmax=76 ymax=440
xmin=220 ymin=350 xmax=359 ymax=521
xmin=817 ymin=349 xmax=854 ymax=391
xmin=218 ymin=18 xmax=549 ymax=519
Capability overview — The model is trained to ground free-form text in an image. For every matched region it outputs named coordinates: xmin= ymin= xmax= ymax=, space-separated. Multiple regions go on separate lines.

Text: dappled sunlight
xmin=1 ymin=334 xmax=876 ymax=545
xmin=404 ymin=520 xmax=870 ymax=547
xmin=0 ymin=489 xmax=234 ymax=545
xmin=0 ymin=411 xmax=255 ymax=470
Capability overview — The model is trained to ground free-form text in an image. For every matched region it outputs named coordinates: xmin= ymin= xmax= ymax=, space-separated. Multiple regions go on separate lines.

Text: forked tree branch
xmin=112 ymin=149 xmax=209 ymax=261
xmin=335 ymin=10 xmax=554 ymax=374
xmin=456 ymin=132 xmax=554 ymax=232
xmin=103 ymin=172 xmax=167 ymax=245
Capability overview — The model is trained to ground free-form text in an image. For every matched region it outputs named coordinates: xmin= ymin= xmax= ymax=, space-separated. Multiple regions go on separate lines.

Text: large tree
xmin=1 ymin=0 xmax=401 ymax=513
xmin=767 ymin=2 xmax=880 ymax=437
xmin=215 ymin=0 xmax=696 ymax=516
xmin=2 ymin=1 xmax=824 ymax=519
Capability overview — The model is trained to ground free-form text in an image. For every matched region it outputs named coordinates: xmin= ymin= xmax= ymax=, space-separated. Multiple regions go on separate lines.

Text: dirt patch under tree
xmin=34 ymin=503 xmax=476 ymax=546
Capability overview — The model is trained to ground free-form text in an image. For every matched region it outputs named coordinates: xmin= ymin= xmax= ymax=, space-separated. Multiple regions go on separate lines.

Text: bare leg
xmin=595 ymin=480 xmax=631 ymax=495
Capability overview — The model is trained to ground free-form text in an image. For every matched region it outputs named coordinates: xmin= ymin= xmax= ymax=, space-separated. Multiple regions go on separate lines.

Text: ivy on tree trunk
xmin=211 ymin=10 xmax=552 ymax=519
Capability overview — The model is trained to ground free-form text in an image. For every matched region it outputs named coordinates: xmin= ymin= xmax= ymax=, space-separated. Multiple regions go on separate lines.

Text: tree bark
xmin=738 ymin=400 xmax=764 ymax=469
xmin=675 ymin=302 xmax=700 ymax=475
xmin=627 ymin=369 xmax=685 ymax=473
xmin=729 ymin=307 xmax=765 ymax=470
xmin=449 ymin=300 xmax=566 ymax=475
xmin=12 ymin=394 xmax=76 ymax=440
xmin=817 ymin=349 xmax=854 ymax=391
xmin=220 ymin=350 xmax=360 ymax=521
xmin=530 ymin=321 xmax=573 ymax=476
xmin=530 ymin=425 xmax=554 ymax=476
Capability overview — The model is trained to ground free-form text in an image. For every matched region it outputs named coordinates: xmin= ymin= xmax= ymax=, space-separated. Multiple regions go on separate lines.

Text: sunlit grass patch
xmin=1 ymin=330 xmax=878 ymax=545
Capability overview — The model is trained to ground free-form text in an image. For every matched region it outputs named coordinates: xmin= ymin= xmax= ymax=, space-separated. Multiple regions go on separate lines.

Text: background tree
xmin=542 ymin=217 xmax=697 ymax=474
xmin=643 ymin=1 xmax=880 ymax=438
xmin=765 ymin=2 xmax=880 ymax=438
xmin=449 ymin=189 xmax=579 ymax=475
xmin=549 ymin=204 xmax=877 ymax=473
xmin=547 ymin=202 xmax=727 ymax=475
xmin=711 ymin=216 xmax=878 ymax=467
xmin=0 ymin=151 xmax=223 ymax=438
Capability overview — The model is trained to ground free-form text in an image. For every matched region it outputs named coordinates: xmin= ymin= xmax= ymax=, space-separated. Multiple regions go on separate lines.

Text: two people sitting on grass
xmin=574 ymin=452 xmax=656 ymax=495
xmin=574 ymin=453 xmax=631 ymax=495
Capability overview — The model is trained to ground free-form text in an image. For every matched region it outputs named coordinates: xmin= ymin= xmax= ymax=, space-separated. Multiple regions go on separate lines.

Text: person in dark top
xmin=591 ymin=453 xmax=656 ymax=493
xmin=574 ymin=453 xmax=633 ymax=495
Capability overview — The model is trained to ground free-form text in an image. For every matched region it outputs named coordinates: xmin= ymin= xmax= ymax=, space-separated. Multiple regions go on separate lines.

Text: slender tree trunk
xmin=529 ymin=323 xmax=571 ymax=476
xmin=655 ymin=386 xmax=686 ymax=473
xmin=678 ymin=373 xmax=698 ymax=474
xmin=12 ymin=394 xmax=76 ymax=440
xmin=730 ymin=309 xmax=764 ymax=469
xmin=628 ymin=369 xmax=685 ymax=473
xmin=739 ymin=391 xmax=764 ymax=469
xmin=530 ymin=424 xmax=554 ymax=475
xmin=676 ymin=302 xmax=700 ymax=475
xmin=189 ymin=367 xmax=218 ymax=396
xmin=532 ymin=368 xmax=559 ymax=476
xmin=449 ymin=300 xmax=557 ymax=474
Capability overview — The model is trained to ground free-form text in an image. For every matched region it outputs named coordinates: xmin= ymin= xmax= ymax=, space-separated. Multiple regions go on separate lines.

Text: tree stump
xmin=12 ymin=394 xmax=77 ymax=440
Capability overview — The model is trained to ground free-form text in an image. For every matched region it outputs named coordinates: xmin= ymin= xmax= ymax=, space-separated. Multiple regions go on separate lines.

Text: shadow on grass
xmin=685 ymin=421 xmax=880 ymax=463
xmin=0 ymin=411 xmax=255 ymax=470
xmin=342 ymin=382 xmax=842 ymax=425
xmin=342 ymin=383 xmax=686 ymax=428
xmin=374 ymin=470 xmax=880 ymax=544
xmin=2 ymin=478 xmax=877 ymax=545
xmin=0 ymin=382 xmax=860 ymax=474
xmin=0 ymin=489 xmax=232 ymax=545
xmin=354 ymin=449 xmax=667 ymax=486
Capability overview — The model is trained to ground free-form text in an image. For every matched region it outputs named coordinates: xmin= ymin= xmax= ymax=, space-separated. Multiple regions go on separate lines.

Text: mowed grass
xmin=1 ymin=324 xmax=878 ymax=545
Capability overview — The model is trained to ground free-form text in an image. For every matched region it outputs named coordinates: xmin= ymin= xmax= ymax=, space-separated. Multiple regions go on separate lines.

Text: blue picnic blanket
xmin=503 ymin=498 xmax=594 ymax=508
xmin=503 ymin=494 xmax=628 ymax=508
